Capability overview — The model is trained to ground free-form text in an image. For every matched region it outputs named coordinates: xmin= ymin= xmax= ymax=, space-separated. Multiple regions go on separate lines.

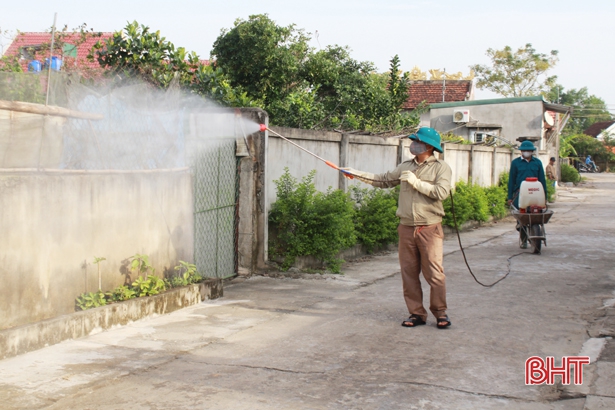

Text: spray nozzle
xmin=259 ymin=124 xmax=267 ymax=132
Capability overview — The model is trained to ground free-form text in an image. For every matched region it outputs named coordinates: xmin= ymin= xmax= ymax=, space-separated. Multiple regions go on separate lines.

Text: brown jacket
xmin=366 ymin=156 xmax=452 ymax=226
xmin=546 ymin=163 xmax=556 ymax=180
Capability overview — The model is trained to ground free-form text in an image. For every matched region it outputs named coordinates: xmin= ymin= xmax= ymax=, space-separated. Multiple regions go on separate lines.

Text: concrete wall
xmin=0 ymin=169 xmax=194 ymax=330
xmin=0 ymin=111 xmax=65 ymax=168
xmin=238 ymin=122 xmax=555 ymax=273
xmin=266 ymin=127 xmax=409 ymax=209
xmin=267 ymin=127 xmax=342 ymax=206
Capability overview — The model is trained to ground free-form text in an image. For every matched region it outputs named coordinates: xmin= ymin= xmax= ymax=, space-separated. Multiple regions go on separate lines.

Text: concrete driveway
xmin=1 ymin=174 xmax=614 ymax=410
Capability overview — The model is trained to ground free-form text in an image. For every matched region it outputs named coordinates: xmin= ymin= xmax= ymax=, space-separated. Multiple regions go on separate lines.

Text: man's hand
xmin=400 ymin=170 xmax=418 ymax=187
xmin=340 ymin=167 xmax=372 ymax=184
xmin=507 ymin=199 xmax=513 ymax=206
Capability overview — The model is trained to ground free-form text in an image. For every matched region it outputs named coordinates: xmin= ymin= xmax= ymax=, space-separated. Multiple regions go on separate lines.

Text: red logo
xmin=525 ymin=356 xmax=590 ymax=385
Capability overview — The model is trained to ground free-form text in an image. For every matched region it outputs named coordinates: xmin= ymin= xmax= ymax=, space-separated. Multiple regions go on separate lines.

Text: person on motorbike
xmin=586 ymin=155 xmax=597 ymax=172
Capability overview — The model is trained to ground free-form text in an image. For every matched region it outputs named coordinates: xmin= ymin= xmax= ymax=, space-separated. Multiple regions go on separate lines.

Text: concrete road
xmin=1 ymin=174 xmax=614 ymax=410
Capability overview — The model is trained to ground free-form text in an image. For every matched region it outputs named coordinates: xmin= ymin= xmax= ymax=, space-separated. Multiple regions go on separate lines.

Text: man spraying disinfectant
xmin=341 ymin=127 xmax=453 ymax=330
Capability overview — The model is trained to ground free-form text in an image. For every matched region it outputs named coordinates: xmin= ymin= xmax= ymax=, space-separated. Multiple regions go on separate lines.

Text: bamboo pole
xmin=0 ymin=100 xmax=103 ymax=120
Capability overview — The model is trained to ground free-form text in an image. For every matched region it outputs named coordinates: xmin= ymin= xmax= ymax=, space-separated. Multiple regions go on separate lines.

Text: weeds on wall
xmin=269 ymin=169 xmax=512 ymax=273
xmin=75 ymin=259 xmax=204 ymax=311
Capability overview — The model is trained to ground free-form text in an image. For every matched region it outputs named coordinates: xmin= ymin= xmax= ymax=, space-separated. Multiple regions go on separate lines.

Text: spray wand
xmin=259 ymin=124 xmax=354 ymax=179
xmin=259 ymin=124 xmax=521 ymax=288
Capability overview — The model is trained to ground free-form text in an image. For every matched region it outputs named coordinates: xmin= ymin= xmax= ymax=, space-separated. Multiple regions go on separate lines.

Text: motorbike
xmin=578 ymin=162 xmax=599 ymax=173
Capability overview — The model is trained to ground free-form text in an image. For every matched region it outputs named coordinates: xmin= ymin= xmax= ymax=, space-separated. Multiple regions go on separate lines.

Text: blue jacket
xmin=508 ymin=156 xmax=547 ymax=207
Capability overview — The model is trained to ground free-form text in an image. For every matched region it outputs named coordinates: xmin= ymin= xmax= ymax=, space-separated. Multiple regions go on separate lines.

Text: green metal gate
xmin=193 ymin=139 xmax=238 ymax=279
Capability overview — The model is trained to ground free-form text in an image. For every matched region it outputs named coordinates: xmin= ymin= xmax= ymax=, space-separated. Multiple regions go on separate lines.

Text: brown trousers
xmin=397 ymin=223 xmax=447 ymax=320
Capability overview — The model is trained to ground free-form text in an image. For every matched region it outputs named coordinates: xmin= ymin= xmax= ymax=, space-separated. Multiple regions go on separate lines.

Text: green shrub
xmin=76 ymin=291 xmax=107 ymax=311
xmin=467 ymin=182 xmax=490 ymax=222
xmin=168 ymin=261 xmax=202 ymax=287
xmin=443 ymin=180 xmax=489 ymax=227
xmin=443 ymin=176 xmax=509 ymax=227
xmin=350 ymin=186 xmax=399 ymax=253
xmin=498 ymin=172 xmax=509 ymax=188
xmin=269 ymin=168 xmax=356 ymax=273
xmin=132 ymin=274 xmax=166 ymax=297
xmin=546 ymin=181 xmax=556 ymax=203
xmin=561 ymin=164 xmax=580 ymax=183
xmin=106 ymin=285 xmax=136 ymax=302
xmin=484 ymin=185 xmax=508 ymax=218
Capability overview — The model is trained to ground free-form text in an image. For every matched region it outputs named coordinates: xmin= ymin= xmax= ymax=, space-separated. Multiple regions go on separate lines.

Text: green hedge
xmin=269 ymin=169 xmax=357 ymax=273
xmin=269 ymin=169 xmax=511 ymax=272
xmin=561 ymin=163 xmax=581 ymax=183
xmin=350 ymin=185 xmax=400 ymax=253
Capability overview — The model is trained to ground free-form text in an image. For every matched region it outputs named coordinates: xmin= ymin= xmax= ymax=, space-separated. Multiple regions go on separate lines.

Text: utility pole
xmin=442 ymin=68 xmax=446 ymax=102
xmin=45 ymin=13 xmax=57 ymax=107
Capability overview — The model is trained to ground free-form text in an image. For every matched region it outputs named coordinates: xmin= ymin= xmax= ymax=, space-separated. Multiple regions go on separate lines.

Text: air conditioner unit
xmin=453 ymin=109 xmax=470 ymax=123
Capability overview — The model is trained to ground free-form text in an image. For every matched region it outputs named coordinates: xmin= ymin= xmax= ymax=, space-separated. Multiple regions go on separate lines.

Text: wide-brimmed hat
xmin=519 ymin=140 xmax=536 ymax=151
xmin=408 ymin=127 xmax=444 ymax=153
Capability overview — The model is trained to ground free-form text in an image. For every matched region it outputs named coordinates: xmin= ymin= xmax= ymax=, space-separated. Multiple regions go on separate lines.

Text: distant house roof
xmin=584 ymin=121 xmax=615 ymax=138
xmin=3 ymin=32 xmax=113 ymax=70
xmin=430 ymin=95 xmax=572 ymax=114
xmin=403 ymin=80 xmax=473 ymax=110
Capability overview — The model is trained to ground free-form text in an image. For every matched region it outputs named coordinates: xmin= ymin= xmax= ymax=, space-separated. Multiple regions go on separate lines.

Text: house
xmin=422 ymin=96 xmax=572 ymax=158
xmin=402 ymin=67 xmax=474 ymax=110
xmin=584 ymin=120 xmax=615 ymax=141
xmin=2 ymin=31 xmax=113 ymax=72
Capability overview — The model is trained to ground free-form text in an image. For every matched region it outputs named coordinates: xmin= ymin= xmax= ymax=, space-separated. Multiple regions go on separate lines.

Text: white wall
xmin=0 ymin=170 xmax=194 ymax=330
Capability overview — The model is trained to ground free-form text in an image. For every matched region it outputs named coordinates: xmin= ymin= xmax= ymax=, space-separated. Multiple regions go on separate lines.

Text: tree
xmin=386 ymin=54 xmax=413 ymax=130
xmin=211 ymin=14 xmax=310 ymax=104
xmin=471 ymin=44 xmax=558 ymax=97
xmin=546 ymin=85 xmax=612 ymax=135
xmin=559 ymin=134 xmax=578 ymax=158
xmin=212 ymin=16 xmax=419 ymax=132
xmin=571 ymin=134 xmax=610 ymax=161
xmin=297 ymin=45 xmax=390 ymax=130
xmin=91 ymin=21 xmax=256 ymax=106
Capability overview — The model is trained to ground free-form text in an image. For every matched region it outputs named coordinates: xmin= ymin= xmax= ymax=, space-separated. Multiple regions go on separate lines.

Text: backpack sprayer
xmin=258 ymin=124 xmax=526 ymax=287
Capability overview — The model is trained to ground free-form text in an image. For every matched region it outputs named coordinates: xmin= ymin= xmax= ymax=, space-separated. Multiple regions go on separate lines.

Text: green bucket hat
xmin=408 ymin=127 xmax=444 ymax=153
xmin=519 ymin=140 xmax=536 ymax=151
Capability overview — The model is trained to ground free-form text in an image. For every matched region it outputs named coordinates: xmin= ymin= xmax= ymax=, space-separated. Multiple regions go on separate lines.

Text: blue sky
xmin=2 ymin=0 xmax=614 ymax=110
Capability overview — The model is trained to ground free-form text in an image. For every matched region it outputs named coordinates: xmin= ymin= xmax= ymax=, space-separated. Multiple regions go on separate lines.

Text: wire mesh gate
xmin=0 ymin=71 xmax=242 ymax=280
xmin=192 ymin=139 xmax=239 ymax=279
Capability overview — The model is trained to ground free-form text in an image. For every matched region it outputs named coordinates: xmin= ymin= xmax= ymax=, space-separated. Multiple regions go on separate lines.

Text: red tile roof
xmin=3 ymin=32 xmax=113 ymax=71
xmin=583 ymin=121 xmax=615 ymax=137
xmin=403 ymin=80 xmax=473 ymax=110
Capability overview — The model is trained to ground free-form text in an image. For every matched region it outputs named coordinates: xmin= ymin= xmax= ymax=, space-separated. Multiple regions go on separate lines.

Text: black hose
xmin=450 ymin=191 xmax=525 ymax=287
xmin=345 ymin=166 xmax=523 ymax=287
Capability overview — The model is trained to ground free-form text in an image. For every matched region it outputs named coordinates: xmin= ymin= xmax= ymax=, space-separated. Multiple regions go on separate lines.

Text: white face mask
xmin=522 ymin=151 xmax=532 ymax=159
xmin=410 ymin=141 xmax=428 ymax=155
